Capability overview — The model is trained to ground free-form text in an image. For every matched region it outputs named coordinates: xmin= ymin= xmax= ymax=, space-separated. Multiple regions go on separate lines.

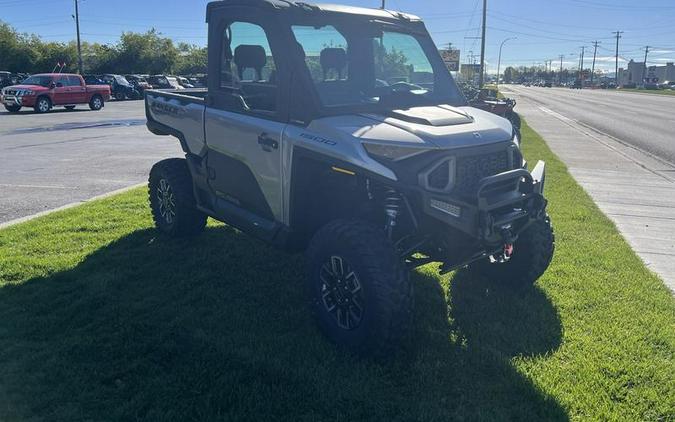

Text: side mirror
xmin=49 ymin=81 xmax=57 ymax=89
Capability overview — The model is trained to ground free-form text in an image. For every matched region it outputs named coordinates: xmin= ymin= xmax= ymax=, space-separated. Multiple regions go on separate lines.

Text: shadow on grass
xmin=0 ymin=225 xmax=566 ymax=421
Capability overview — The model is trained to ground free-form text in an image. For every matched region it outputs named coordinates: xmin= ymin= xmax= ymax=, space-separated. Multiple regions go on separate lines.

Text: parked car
xmin=187 ymin=76 xmax=207 ymax=88
xmin=144 ymin=0 xmax=553 ymax=356
xmin=101 ymin=74 xmax=141 ymax=100
xmin=125 ymin=74 xmax=153 ymax=93
xmin=147 ymin=75 xmax=173 ymax=89
xmin=176 ymin=76 xmax=194 ymax=88
xmin=622 ymin=82 xmax=637 ymax=89
xmin=0 ymin=71 xmax=12 ymax=89
xmin=165 ymin=76 xmax=185 ymax=90
xmin=83 ymin=74 xmax=107 ymax=85
xmin=1 ymin=73 xmax=110 ymax=113
xmin=659 ymin=81 xmax=675 ymax=90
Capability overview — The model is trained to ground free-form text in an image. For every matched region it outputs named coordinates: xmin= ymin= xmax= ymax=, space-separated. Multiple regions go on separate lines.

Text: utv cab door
xmin=204 ymin=6 xmax=289 ymax=233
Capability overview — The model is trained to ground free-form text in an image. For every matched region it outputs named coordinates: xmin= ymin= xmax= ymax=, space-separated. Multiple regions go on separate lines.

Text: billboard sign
xmin=439 ymin=49 xmax=460 ymax=72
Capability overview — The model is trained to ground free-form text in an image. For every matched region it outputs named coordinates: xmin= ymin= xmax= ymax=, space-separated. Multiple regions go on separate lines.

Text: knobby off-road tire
xmin=4 ymin=105 xmax=21 ymax=113
xmin=469 ymin=215 xmax=555 ymax=287
xmin=149 ymin=158 xmax=207 ymax=237
xmin=508 ymin=111 xmax=522 ymax=130
xmin=306 ymin=220 xmax=413 ymax=356
xmin=34 ymin=96 xmax=51 ymax=113
xmin=89 ymin=95 xmax=104 ymax=111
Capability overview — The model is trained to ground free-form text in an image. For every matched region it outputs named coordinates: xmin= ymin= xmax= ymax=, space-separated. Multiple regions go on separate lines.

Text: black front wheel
xmin=4 ymin=105 xmax=21 ymax=113
xmin=148 ymin=158 xmax=207 ymax=237
xmin=306 ymin=220 xmax=413 ymax=356
xmin=469 ymin=215 xmax=555 ymax=286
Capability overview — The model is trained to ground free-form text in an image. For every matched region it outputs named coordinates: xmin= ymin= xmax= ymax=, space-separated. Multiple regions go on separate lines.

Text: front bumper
xmin=1 ymin=95 xmax=35 ymax=107
xmin=421 ymin=160 xmax=547 ymax=245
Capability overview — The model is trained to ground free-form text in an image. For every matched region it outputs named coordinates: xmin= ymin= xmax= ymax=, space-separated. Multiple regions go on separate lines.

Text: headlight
xmin=362 ymin=142 xmax=430 ymax=161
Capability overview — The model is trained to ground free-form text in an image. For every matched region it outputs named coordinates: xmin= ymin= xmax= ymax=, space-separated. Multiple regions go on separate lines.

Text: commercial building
xmin=618 ymin=61 xmax=675 ymax=86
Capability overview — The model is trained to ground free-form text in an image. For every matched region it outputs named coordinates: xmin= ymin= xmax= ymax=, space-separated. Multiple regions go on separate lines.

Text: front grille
xmin=454 ymin=150 xmax=510 ymax=197
xmin=4 ymin=89 xmax=16 ymax=96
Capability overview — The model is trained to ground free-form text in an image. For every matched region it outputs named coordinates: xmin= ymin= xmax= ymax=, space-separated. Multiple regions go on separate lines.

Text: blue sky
xmin=2 ymin=0 xmax=674 ymax=73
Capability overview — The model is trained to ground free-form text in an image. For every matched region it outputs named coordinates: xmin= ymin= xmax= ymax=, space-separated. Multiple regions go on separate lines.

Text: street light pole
xmin=496 ymin=37 xmax=516 ymax=92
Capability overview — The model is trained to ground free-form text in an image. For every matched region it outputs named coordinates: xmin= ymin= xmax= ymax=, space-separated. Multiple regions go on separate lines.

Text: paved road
xmin=504 ymin=86 xmax=675 ymax=292
xmin=505 ymin=86 xmax=675 ymax=165
xmin=0 ymin=101 xmax=182 ymax=224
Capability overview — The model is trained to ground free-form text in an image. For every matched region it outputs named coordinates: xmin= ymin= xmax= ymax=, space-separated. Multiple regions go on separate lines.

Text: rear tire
xmin=306 ymin=220 xmax=413 ymax=356
xmin=4 ymin=105 xmax=21 ymax=113
xmin=469 ymin=215 xmax=555 ymax=286
xmin=34 ymin=96 xmax=51 ymax=113
xmin=149 ymin=158 xmax=207 ymax=237
xmin=89 ymin=95 xmax=103 ymax=110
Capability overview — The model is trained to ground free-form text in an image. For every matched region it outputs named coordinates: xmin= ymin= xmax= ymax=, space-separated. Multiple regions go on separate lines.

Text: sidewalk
xmin=509 ymin=91 xmax=675 ymax=292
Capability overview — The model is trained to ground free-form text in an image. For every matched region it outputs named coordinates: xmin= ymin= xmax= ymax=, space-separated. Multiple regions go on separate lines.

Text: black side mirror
xmin=49 ymin=81 xmax=57 ymax=89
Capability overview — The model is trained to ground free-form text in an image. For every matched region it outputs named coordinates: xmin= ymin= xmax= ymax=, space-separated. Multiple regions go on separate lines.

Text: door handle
xmin=258 ymin=133 xmax=279 ymax=151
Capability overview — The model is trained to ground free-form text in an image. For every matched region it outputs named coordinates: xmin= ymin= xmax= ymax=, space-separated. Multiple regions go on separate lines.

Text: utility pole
xmin=578 ymin=46 xmax=586 ymax=87
xmin=590 ymin=41 xmax=600 ymax=86
xmin=380 ymin=0 xmax=385 ymax=9
xmin=613 ymin=31 xmax=623 ymax=86
xmin=478 ymin=0 xmax=487 ymax=88
xmin=559 ymin=54 xmax=564 ymax=86
xmin=74 ymin=0 xmax=83 ymax=74
xmin=642 ymin=46 xmax=650 ymax=86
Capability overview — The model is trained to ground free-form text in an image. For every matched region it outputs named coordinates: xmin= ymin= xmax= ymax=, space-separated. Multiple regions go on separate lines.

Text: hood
xmin=4 ymin=84 xmax=47 ymax=91
xmin=308 ymin=104 xmax=513 ymax=150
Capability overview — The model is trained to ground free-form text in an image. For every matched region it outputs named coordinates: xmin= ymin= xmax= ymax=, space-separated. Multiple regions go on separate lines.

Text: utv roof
xmin=206 ymin=0 xmax=421 ymax=22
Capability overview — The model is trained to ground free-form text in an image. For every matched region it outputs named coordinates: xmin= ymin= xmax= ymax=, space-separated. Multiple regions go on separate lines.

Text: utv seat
xmin=233 ymin=44 xmax=277 ymax=111
xmin=316 ymin=47 xmax=361 ymax=105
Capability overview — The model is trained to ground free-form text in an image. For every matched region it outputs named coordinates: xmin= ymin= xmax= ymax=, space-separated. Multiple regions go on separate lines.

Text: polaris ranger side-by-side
xmin=145 ymin=0 xmax=554 ymax=355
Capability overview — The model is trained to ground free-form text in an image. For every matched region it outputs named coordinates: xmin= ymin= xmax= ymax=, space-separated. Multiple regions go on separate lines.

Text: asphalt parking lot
xmin=0 ymin=101 xmax=182 ymax=224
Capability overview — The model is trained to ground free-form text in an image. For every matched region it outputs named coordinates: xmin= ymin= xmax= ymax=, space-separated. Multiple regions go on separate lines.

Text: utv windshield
xmin=291 ymin=21 xmax=465 ymax=112
xmin=21 ymin=75 xmax=53 ymax=87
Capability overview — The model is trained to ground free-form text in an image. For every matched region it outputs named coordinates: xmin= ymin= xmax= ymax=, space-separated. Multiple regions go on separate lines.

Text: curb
xmin=0 ymin=183 xmax=146 ymax=230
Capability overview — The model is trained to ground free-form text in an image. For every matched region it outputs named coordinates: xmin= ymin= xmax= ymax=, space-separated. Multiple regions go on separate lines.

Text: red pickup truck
xmin=1 ymin=73 xmax=111 ymax=113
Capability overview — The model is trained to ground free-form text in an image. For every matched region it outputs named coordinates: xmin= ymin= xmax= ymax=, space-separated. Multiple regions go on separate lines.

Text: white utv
xmin=145 ymin=0 xmax=554 ymax=355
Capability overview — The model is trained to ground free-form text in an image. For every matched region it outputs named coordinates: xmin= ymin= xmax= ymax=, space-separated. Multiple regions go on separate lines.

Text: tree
xmin=114 ymin=29 xmax=178 ymax=74
xmin=174 ymin=43 xmax=207 ymax=75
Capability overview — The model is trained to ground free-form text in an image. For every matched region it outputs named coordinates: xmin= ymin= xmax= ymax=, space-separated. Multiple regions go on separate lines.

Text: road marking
xmin=538 ymin=106 xmax=577 ymax=123
xmin=0 ymin=182 xmax=146 ymax=230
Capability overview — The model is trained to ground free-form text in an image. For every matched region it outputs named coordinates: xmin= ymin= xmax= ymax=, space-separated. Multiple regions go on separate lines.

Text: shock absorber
xmin=383 ymin=188 xmax=402 ymax=239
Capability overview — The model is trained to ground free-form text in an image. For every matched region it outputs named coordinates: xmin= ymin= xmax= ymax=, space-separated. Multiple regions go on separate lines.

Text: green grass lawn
xmin=618 ymin=88 xmax=675 ymax=96
xmin=1 ymin=122 xmax=674 ymax=421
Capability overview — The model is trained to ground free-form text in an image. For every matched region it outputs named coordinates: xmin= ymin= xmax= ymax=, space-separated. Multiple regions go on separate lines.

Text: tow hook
xmin=495 ymin=226 xmax=515 ymax=262
xmin=504 ymin=243 xmax=514 ymax=259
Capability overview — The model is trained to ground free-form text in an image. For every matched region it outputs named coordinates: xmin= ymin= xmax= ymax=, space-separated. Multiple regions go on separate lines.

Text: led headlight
xmin=362 ymin=142 xmax=430 ymax=161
